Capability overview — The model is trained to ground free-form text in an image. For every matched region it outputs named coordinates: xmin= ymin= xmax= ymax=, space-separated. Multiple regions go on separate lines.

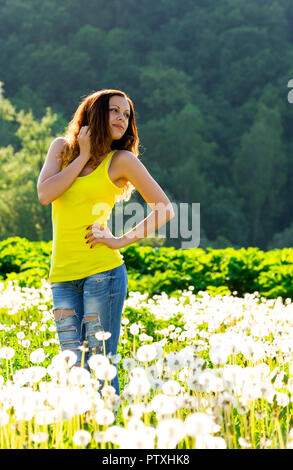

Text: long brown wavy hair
xmin=60 ymin=89 xmax=139 ymax=202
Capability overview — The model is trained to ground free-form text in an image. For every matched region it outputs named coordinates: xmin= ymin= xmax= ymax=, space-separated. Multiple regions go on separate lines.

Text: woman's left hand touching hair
xmin=85 ymin=223 xmax=122 ymax=250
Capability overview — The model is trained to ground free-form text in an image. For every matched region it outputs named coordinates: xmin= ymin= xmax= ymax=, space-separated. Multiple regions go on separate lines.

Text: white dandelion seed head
xmin=152 ymin=342 xmax=164 ymax=359
xmin=287 ymin=428 xmax=293 ymax=448
xmin=73 ymin=430 xmax=91 ymax=447
xmin=95 ymin=364 xmax=117 ymax=381
xmin=95 ymin=331 xmax=111 ymax=341
xmin=198 ymin=370 xmax=224 ymax=393
xmin=95 ymin=408 xmax=115 ymax=426
xmin=0 ymin=411 xmax=9 ymax=426
xmin=209 ymin=346 xmax=230 ymax=366
xmin=46 ymin=364 xmax=68 ymax=385
xmin=122 ymin=357 xmax=136 ymax=371
xmin=17 ymin=332 xmax=25 ymax=340
xmin=101 ymin=385 xmax=116 ymax=397
xmin=178 ymin=368 xmax=189 ymax=382
xmin=129 ymin=367 xmax=146 ymax=380
xmin=184 ymin=412 xmax=220 ymax=437
xmin=259 ymin=382 xmax=276 ymax=403
xmin=147 ymin=364 xmax=161 ymax=379
xmin=162 ymin=379 xmax=182 ymax=396
xmin=149 ymin=377 xmax=163 ymax=392
xmin=129 ymin=323 xmax=140 ymax=335
xmin=260 ymin=438 xmax=272 ymax=448
xmin=88 ymin=354 xmax=110 ymax=372
xmin=151 ymin=393 xmax=177 ymax=415
xmin=92 ymin=395 xmax=105 ymax=413
xmin=136 ymin=344 xmax=157 ymax=363
xmin=187 ymin=374 xmax=204 ymax=392
xmin=120 ymin=386 xmax=134 ymax=404
xmin=31 ymin=432 xmax=49 ymax=443
xmin=177 ymin=393 xmax=197 ymax=410
xmin=105 ymin=394 xmax=121 ymax=411
xmin=287 ymin=377 xmax=293 ymax=394
xmin=127 ymin=377 xmax=151 ymax=396
xmin=68 ymin=367 xmax=91 ymax=387
xmin=93 ymin=431 xmax=105 ymax=443
xmin=238 ymin=437 xmax=252 ymax=448
xmin=0 ymin=347 xmax=15 ymax=360
xmin=179 ymin=345 xmax=196 ymax=357
xmin=276 ymin=392 xmax=289 ymax=407
xmin=59 ymin=389 xmax=92 ymax=416
xmin=196 ymin=435 xmax=227 ymax=449
xmin=30 ymin=348 xmax=46 ymax=364
xmin=35 ymin=409 xmax=58 ymax=426
xmin=104 ymin=425 xmax=126 ymax=446
xmin=156 ymin=418 xmax=186 ymax=447
xmin=107 ymin=352 xmax=121 ymax=364
xmin=274 ymin=371 xmax=286 ymax=389
xmin=139 ymin=333 xmax=150 ymax=342
xmin=165 ymin=352 xmax=184 ymax=372
xmin=51 ymin=350 xmax=77 ymax=369
xmin=119 ymin=429 xmax=154 ymax=449
xmin=123 ymin=405 xmax=145 ymax=421
xmin=14 ymin=407 xmax=35 ymax=422
xmin=25 ymin=366 xmax=47 ymax=384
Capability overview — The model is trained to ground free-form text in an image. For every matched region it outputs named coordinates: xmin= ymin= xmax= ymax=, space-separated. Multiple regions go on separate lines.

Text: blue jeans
xmin=50 ymin=263 xmax=128 ymax=395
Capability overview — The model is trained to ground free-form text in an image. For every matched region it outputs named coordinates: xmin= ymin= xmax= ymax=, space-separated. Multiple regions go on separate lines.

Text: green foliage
xmin=0 ymin=93 xmax=62 ymax=242
xmin=0 ymin=0 xmax=293 ymax=249
xmin=267 ymin=222 xmax=293 ymax=250
xmin=0 ymin=237 xmax=51 ymax=288
xmin=124 ymin=305 xmax=184 ymax=338
xmin=232 ymin=101 xmax=286 ymax=247
xmin=1 ymin=237 xmax=293 ymax=300
xmin=258 ymin=264 xmax=293 ymax=299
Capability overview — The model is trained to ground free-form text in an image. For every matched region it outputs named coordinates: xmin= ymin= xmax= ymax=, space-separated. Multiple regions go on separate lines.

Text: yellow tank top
xmin=49 ymin=150 xmax=124 ymax=282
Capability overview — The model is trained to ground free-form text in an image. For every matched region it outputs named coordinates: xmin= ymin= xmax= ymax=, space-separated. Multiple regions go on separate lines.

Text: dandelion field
xmin=1 ymin=278 xmax=293 ymax=449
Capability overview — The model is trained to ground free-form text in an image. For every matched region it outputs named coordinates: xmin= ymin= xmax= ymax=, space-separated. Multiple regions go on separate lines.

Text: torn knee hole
xmin=59 ymin=326 xmax=75 ymax=332
xmin=54 ymin=309 xmax=75 ymax=320
xmin=84 ymin=315 xmax=99 ymax=322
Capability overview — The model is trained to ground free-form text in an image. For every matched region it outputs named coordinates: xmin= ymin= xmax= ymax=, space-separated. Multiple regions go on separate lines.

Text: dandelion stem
xmin=275 ymin=418 xmax=284 ymax=449
xmin=81 ymin=342 xmax=87 ymax=369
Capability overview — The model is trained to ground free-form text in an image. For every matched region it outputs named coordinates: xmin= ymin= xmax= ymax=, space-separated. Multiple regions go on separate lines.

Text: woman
xmin=37 ymin=89 xmax=174 ymax=395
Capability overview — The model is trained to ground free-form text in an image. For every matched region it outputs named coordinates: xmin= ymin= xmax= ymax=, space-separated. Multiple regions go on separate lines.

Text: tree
xmin=0 ymin=88 xmax=63 ymax=241
xmin=267 ymin=221 xmax=293 ymax=249
xmin=232 ymin=102 xmax=286 ymax=247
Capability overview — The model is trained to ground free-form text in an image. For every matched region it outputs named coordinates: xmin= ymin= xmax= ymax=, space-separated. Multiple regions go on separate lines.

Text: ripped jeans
xmin=50 ymin=263 xmax=128 ymax=395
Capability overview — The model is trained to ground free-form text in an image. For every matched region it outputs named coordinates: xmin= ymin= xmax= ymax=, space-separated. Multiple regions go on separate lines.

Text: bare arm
xmin=85 ymin=151 xmax=175 ymax=249
xmin=37 ymin=130 xmax=91 ymax=206
xmin=115 ymin=152 xmax=175 ymax=248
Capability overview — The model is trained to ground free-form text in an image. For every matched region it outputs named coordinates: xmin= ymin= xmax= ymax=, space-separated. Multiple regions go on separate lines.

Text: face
xmin=108 ymin=95 xmax=131 ymax=140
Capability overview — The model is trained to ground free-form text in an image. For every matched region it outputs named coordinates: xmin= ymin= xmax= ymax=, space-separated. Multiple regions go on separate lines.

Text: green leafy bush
xmin=1 ymin=237 xmax=293 ymax=299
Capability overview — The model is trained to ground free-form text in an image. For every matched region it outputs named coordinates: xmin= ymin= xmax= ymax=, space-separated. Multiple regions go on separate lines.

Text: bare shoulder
xmin=49 ymin=137 xmax=68 ymax=161
xmin=113 ymin=149 xmax=155 ymax=186
xmin=113 ymin=149 xmax=141 ymax=170
xmin=38 ymin=137 xmax=68 ymax=187
xmin=112 ymin=149 xmax=173 ymax=210
xmin=114 ymin=149 xmax=138 ymax=162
